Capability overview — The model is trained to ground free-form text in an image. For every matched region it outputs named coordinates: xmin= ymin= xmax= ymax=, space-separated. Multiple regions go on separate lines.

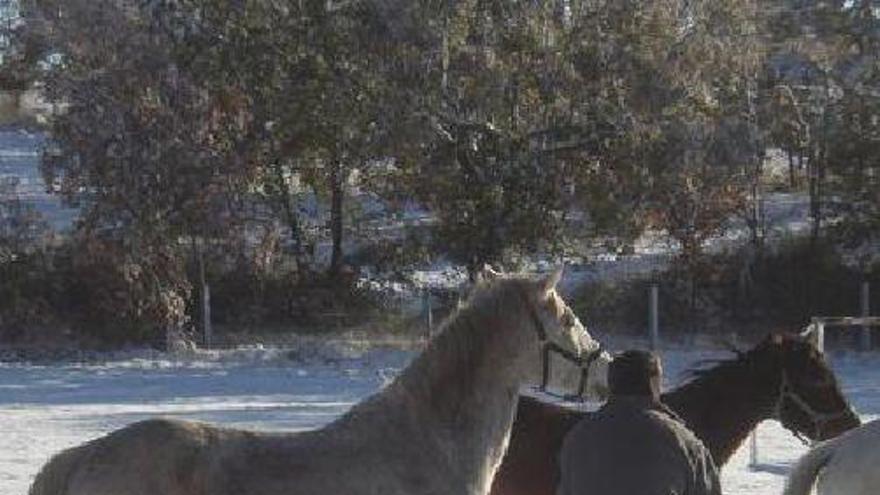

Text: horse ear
xmin=719 ymin=337 xmax=744 ymax=358
xmin=801 ymin=325 xmax=820 ymax=349
xmin=538 ymin=266 xmax=564 ymax=295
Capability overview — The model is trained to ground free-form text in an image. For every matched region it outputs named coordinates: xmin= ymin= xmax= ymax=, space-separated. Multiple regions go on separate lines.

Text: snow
xmin=2 ymin=346 xmax=879 ymax=495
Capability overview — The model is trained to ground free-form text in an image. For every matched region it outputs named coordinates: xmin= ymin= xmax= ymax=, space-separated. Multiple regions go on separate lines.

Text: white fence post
xmin=862 ymin=281 xmax=871 ymax=351
xmin=650 ymin=284 xmax=659 ymax=350
xmin=749 ymin=429 xmax=758 ymax=468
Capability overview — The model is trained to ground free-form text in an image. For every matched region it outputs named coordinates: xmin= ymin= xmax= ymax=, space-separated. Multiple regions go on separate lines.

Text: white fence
xmin=805 ymin=316 xmax=880 ymax=353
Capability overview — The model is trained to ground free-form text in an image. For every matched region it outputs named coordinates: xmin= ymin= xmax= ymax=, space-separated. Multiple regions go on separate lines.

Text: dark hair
xmin=609 ymin=350 xmax=661 ymax=396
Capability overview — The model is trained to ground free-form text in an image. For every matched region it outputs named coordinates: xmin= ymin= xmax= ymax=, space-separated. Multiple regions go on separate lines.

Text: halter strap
xmin=517 ymin=288 xmax=605 ymax=401
xmin=521 ymin=290 xmax=549 ymax=344
xmin=573 ymin=344 xmax=606 ymax=399
xmin=773 ymin=368 xmax=854 ymax=444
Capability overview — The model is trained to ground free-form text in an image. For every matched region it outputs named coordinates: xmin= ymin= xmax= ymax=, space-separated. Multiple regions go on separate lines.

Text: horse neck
xmin=663 ymin=357 xmax=779 ymax=466
xmin=390 ymin=296 xmax=537 ymax=491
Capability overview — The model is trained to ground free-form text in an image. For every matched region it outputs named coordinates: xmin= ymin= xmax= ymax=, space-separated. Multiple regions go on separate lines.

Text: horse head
xmin=550 ymin=304 xmax=610 ymax=401
xmin=479 ymin=265 xmax=610 ymax=401
xmin=757 ymin=332 xmax=860 ymax=442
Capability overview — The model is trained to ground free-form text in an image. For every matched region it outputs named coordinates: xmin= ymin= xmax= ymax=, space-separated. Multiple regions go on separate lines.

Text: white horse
xmin=29 ymin=267 xmax=609 ymax=495
xmin=784 ymin=418 xmax=880 ymax=495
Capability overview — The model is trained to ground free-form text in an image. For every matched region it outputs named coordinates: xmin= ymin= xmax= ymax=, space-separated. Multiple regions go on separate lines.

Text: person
xmin=557 ymin=350 xmax=722 ymax=495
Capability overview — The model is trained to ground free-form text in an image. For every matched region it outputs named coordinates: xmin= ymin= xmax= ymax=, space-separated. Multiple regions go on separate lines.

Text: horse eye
xmin=814 ymin=372 xmax=835 ymax=387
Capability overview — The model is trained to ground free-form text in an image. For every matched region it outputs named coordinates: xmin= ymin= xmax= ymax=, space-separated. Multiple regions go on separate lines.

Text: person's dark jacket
xmin=557 ymin=396 xmax=722 ymax=495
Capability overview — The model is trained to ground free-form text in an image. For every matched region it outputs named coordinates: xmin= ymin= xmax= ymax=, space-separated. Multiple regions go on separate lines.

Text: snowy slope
xmin=2 ymin=347 xmax=878 ymax=495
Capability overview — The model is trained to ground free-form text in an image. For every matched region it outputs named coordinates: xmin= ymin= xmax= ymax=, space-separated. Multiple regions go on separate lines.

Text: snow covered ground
xmin=2 ymin=346 xmax=879 ymax=495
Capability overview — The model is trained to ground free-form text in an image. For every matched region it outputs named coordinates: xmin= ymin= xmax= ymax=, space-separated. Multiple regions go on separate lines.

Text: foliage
xmin=572 ymin=239 xmax=880 ymax=338
xmin=0 ymin=178 xmax=54 ymax=340
xmin=1 ymin=0 xmax=878 ymax=344
xmin=567 ymin=0 xmax=763 ymax=281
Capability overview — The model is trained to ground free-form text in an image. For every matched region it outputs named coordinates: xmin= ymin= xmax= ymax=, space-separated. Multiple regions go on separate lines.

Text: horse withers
xmin=29 ymin=267 xmax=609 ymax=495
xmin=784 ymin=419 xmax=880 ymax=495
xmin=490 ymin=332 xmax=860 ymax=495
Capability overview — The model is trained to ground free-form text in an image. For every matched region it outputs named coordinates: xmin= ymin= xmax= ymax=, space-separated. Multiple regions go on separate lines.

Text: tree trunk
xmin=329 ymin=158 xmax=345 ymax=277
xmin=198 ymin=244 xmax=211 ymax=347
xmin=441 ymin=17 xmax=449 ymax=94
xmin=809 ymin=146 xmax=823 ymax=244
xmin=274 ymin=164 xmax=304 ymax=268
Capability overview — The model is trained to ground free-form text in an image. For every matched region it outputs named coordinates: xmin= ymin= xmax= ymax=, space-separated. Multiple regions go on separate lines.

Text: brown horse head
xmin=757 ymin=332 xmax=860 ymax=441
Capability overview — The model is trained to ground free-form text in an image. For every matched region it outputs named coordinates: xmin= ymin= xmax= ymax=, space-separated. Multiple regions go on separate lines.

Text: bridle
xmin=540 ymin=341 xmax=605 ymax=401
xmin=772 ymin=367 xmax=854 ymax=445
xmin=520 ymin=290 xmax=605 ymax=401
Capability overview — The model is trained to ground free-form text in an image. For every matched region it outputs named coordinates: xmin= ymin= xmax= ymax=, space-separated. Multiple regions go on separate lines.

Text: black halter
xmin=520 ymin=290 xmax=605 ymax=401
xmin=773 ymin=368 xmax=855 ymax=445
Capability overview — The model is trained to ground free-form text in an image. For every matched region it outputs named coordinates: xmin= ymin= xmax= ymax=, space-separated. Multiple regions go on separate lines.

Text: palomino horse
xmin=29 ymin=268 xmax=609 ymax=495
xmin=490 ymin=332 xmax=860 ymax=495
xmin=784 ymin=419 xmax=880 ymax=495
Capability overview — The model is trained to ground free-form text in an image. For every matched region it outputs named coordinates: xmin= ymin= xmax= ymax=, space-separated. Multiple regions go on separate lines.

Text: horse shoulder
xmin=818 ymin=421 xmax=880 ymax=495
xmin=336 ymin=394 xmax=474 ymax=493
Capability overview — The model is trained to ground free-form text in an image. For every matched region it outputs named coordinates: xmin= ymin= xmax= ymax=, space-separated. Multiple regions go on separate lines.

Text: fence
xmin=646 ymin=281 xmax=873 ymax=350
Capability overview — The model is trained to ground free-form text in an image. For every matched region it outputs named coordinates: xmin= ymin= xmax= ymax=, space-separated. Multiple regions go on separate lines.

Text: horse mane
xmin=345 ymin=276 xmax=535 ymax=420
xmin=677 ymin=332 xmax=809 ymax=385
xmin=676 ymin=336 xmax=758 ymax=381
xmin=669 ymin=350 xmax=743 ymax=391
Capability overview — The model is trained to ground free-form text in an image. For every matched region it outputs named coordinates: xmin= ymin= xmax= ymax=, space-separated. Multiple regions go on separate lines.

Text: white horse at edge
xmin=783 ymin=418 xmax=880 ymax=495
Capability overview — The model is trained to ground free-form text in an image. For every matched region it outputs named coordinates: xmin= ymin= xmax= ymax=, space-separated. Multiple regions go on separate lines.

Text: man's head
xmin=608 ymin=350 xmax=662 ymax=399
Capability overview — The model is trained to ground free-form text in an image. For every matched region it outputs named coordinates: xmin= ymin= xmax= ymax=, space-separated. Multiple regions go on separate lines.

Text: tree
xmin=567 ymin=0 xmax=761 ymax=248
xmin=0 ymin=177 xmax=54 ymax=340
xmin=822 ymin=2 xmax=880 ymax=258
xmin=0 ymin=0 xmax=45 ymax=91
xmin=381 ymin=1 xmax=598 ymax=274
xmin=16 ymin=0 xmax=259 ymax=341
xmin=191 ymin=0 xmax=397 ymax=278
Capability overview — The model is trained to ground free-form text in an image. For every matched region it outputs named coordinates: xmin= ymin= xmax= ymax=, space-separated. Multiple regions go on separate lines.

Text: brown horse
xmin=490 ymin=332 xmax=861 ymax=495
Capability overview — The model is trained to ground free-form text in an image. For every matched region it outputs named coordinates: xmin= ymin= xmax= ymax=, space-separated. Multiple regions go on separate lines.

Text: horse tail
xmin=783 ymin=437 xmax=841 ymax=495
xmin=28 ymin=442 xmax=92 ymax=495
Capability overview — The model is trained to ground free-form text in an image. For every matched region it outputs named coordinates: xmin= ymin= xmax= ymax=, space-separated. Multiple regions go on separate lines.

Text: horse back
xmin=29 ymin=439 xmax=94 ymax=495
xmin=490 ymin=396 xmax=588 ymax=495
xmin=30 ymin=418 xmax=232 ymax=495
